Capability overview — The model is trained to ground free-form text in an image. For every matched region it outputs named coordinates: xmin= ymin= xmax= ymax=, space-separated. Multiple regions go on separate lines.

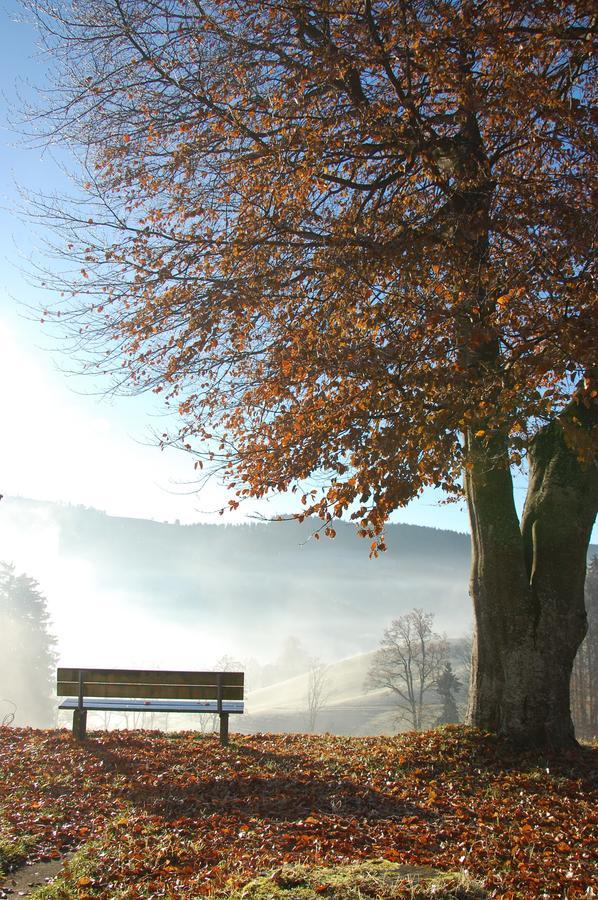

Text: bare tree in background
xmin=571 ymin=557 xmax=598 ymax=741
xmin=454 ymin=631 xmax=473 ymax=715
xmin=366 ymin=609 xmax=448 ymax=731
xmin=214 ymin=655 xmax=244 ymax=673
xmin=455 ymin=632 xmax=473 ymax=681
xmin=306 ymin=658 xmax=329 ymax=734
xmin=193 ymin=654 xmax=246 ymax=735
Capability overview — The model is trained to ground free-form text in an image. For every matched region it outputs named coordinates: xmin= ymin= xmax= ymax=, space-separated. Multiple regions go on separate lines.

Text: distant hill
xmin=2 ymin=496 xmax=596 ymax=670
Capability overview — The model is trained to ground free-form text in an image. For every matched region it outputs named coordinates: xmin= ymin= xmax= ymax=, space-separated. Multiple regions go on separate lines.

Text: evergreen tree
xmin=0 ymin=563 xmax=57 ymax=727
xmin=435 ymin=662 xmax=462 ymax=726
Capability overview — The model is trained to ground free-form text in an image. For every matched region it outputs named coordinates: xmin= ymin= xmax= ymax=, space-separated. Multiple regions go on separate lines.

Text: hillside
xmin=0 ymin=726 xmax=595 ymax=897
xmin=243 ymin=651 xmax=390 ymax=735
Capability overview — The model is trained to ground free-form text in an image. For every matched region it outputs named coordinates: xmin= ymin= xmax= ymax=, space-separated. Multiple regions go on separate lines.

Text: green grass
xmin=228 ymin=860 xmax=487 ymax=899
xmin=0 ymin=827 xmax=39 ymax=877
xmin=30 ymin=843 xmax=103 ymax=898
xmin=30 ymin=854 xmax=487 ymax=899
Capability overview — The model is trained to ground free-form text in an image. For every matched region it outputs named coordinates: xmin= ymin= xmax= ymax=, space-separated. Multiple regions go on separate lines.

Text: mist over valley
xmin=3 ymin=496 xmax=596 ymax=733
xmin=2 ymin=496 xmax=474 ymax=664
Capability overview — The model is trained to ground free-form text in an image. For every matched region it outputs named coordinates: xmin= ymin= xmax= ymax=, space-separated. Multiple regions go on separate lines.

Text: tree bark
xmin=466 ymin=398 xmax=598 ymax=748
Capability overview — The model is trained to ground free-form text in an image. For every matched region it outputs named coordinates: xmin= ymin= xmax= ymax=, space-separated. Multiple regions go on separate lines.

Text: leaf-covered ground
xmin=0 ymin=726 xmax=595 ymax=898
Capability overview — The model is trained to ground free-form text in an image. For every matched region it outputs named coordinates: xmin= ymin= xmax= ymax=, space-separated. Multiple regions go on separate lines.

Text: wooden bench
xmin=57 ymin=668 xmax=244 ymax=745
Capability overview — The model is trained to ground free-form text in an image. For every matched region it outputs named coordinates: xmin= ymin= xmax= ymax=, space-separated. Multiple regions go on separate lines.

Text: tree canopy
xmin=33 ymin=0 xmax=596 ymax=545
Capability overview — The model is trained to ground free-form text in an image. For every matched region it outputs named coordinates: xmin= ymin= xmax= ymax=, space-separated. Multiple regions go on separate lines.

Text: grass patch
xmin=29 ymin=843 xmax=103 ymax=899
xmin=231 ymin=860 xmax=487 ymax=899
xmin=0 ymin=828 xmax=38 ymax=876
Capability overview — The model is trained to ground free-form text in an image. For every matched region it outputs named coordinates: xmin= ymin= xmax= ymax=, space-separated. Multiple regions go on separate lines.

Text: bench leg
xmin=219 ymin=712 xmax=229 ymax=746
xmin=73 ymin=709 xmax=87 ymax=741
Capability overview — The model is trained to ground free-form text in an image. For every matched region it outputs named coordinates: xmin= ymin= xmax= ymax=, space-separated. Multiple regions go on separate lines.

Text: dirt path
xmin=0 ymin=856 xmax=72 ymax=898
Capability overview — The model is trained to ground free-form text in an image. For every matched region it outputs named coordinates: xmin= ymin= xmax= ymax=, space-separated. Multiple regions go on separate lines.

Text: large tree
xmin=27 ymin=0 xmax=596 ymax=747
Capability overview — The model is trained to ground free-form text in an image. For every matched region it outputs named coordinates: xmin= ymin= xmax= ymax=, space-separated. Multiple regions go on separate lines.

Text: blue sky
xmin=0 ymin=1 xmax=566 ymax=539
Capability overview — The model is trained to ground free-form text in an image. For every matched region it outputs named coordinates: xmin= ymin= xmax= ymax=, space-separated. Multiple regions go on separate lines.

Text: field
xmin=0 ymin=726 xmax=595 ymax=898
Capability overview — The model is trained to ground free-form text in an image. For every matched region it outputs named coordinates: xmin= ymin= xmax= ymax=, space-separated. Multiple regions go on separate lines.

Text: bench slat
xmin=59 ymin=698 xmax=244 ymax=714
xmin=57 ymin=668 xmax=244 ymax=687
xmin=57 ymin=681 xmax=244 ymax=701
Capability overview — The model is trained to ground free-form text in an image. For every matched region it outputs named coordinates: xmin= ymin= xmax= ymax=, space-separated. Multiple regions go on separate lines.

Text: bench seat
xmin=57 ymin=667 xmax=244 ymax=744
xmin=59 ymin=698 xmax=244 ymax=714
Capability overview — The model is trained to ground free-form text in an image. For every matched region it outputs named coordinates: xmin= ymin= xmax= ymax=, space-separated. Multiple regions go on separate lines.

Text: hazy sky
xmin=0 ymin=1 xmax=585 ymax=539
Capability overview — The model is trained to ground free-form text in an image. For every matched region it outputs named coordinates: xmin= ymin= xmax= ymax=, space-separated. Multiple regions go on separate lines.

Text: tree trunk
xmin=466 ymin=399 xmax=598 ymax=748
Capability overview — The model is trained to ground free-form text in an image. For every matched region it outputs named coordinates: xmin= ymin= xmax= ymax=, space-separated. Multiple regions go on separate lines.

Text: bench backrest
xmin=57 ymin=668 xmax=244 ymax=702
